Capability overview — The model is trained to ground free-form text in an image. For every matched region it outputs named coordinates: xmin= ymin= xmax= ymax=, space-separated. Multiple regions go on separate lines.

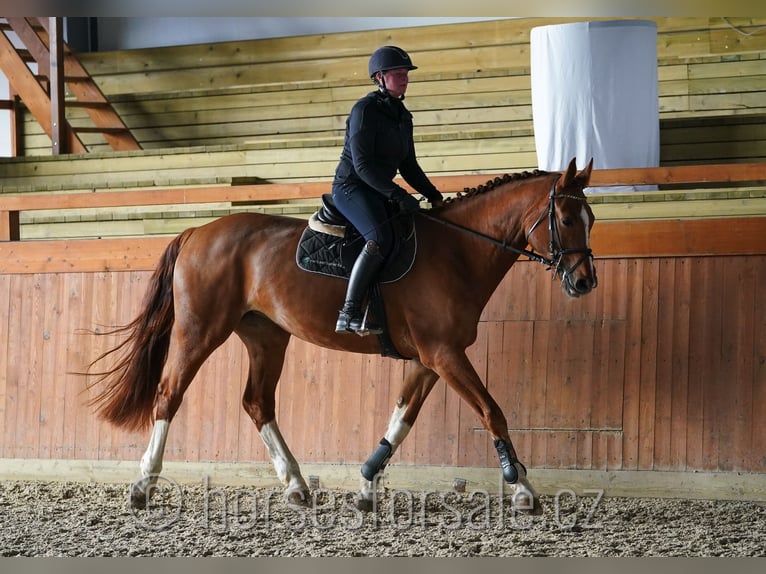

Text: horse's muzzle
xmin=561 ymin=264 xmax=597 ymax=298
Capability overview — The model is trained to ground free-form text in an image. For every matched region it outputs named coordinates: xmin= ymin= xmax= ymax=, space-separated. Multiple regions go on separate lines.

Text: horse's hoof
xmin=355 ymin=496 xmax=374 ymax=512
xmin=129 ymin=480 xmax=149 ymax=509
xmin=512 ymin=492 xmax=543 ymax=515
xmin=286 ymin=489 xmax=311 ymax=507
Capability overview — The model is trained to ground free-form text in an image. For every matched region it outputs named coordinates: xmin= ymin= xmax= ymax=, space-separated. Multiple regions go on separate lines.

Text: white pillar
xmin=530 ymin=20 xmax=659 ymax=192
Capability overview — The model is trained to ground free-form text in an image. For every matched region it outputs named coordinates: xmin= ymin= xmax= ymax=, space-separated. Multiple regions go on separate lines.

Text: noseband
xmin=525 ymin=176 xmax=594 ymax=281
xmin=419 ymin=175 xmax=594 ymax=279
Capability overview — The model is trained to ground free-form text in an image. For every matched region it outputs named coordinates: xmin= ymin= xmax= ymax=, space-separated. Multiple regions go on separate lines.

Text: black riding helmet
xmin=368 ymin=46 xmax=417 ymax=80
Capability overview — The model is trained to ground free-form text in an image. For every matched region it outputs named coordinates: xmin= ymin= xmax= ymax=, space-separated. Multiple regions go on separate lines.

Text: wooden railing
xmin=1 ymin=162 xmax=765 ymax=273
xmin=2 ymin=162 xmax=765 ymax=237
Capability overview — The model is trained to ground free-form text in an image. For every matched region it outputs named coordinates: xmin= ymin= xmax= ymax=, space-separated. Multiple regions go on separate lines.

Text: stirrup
xmin=350 ymin=304 xmax=382 ymax=336
xmin=336 ymin=305 xmax=382 ymax=336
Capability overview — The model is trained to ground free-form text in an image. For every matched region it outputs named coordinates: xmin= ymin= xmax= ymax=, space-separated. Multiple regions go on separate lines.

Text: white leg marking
xmin=360 ymin=403 xmax=412 ymax=501
xmin=140 ymin=419 xmax=169 ymax=478
xmin=508 ymin=462 xmax=540 ymax=513
xmin=259 ymin=421 xmax=308 ymax=496
xmin=384 ymin=403 xmax=412 ymax=449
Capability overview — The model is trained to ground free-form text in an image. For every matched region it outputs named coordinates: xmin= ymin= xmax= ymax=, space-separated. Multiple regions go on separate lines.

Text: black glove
xmin=393 ymin=191 xmax=420 ymax=214
xmin=428 ymin=190 xmax=444 ymax=206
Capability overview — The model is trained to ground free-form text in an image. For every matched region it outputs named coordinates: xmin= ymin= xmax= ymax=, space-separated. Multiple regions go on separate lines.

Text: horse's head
xmin=525 ymin=157 xmax=597 ymax=298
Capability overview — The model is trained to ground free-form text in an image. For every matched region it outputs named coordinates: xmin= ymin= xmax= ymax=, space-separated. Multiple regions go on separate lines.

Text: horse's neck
xmin=441 ymin=182 xmax=543 ymax=256
xmin=433 ymin=182 xmax=544 ymax=299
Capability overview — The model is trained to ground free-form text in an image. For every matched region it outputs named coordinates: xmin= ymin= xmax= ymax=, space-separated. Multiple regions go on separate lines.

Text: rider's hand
xmin=394 ymin=192 xmax=421 ymax=214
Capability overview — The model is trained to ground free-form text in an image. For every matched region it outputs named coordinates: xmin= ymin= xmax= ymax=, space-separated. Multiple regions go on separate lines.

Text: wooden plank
xmin=669 ymin=258 xmax=691 ymax=470
xmin=751 ymin=257 xmax=766 ymax=471
xmin=637 ymin=260 xmax=659 ymax=470
xmin=75 ymin=18 xmax=763 ymax=83
xmin=652 ymin=258 xmax=675 ymax=470
xmin=36 ymin=274 xmax=60 ymax=459
xmin=23 ymin=274 xmax=44 ymax=458
xmin=589 ymin=163 xmax=766 ymax=186
xmin=528 ymin=321 xmax=550 ymax=468
xmin=592 ymin=260 xmax=627 ymax=470
xmin=3 ymin=275 xmax=25 ymax=457
xmin=620 ymin=259 xmax=644 ymax=470
xmin=2 ymin=159 xmax=761 ymax=199
xmin=685 ymin=259 xmax=707 ymax=471
xmin=591 ymin=217 xmax=766 ymax=258
xmin=700 ymin=258 xmax=724 ymax=471
xmin=79 ymin=19 xmax=539 ymax=78
xmin=0 ymin=236 xmax=172 ymax=274
xmin=338 ymin=349 xmax=365 ymax=462
xmin=1 ymin=217 xmax=765 ymax=276
xmin=710 ymin=23 xmax=766 ymax=54
xmin=0 ymin=273 xmax=10 ymax=457
xmin=1 ymin=457 xmax=764 ymax=500
xmin=222 ymin=338 xmax=248 ymax=461
xmin=723 ymin=257 xmax=755 ymax=471
xmin=591 ymin=197 xmax=766 ymax=223
xmin=87 ymin=44 xmax=534 ymax=97
xmin=501 ymin=320 xmax=535 ymax=467
xmin=573 ymin=324 xmax=596 ymax=469
xmin=459 ymin=321 xmax=489 ymax=468
xmin=62 ymin=273 xmax=87 ymax=459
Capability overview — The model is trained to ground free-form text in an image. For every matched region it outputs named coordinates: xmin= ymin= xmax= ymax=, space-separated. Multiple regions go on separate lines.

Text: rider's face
xmin=380 ymin=68 xmax=409 ymax=98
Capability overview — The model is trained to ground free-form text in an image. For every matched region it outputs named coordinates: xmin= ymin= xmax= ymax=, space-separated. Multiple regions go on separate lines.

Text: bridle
xmin=418 ymin=175 xmax=595 ymax=281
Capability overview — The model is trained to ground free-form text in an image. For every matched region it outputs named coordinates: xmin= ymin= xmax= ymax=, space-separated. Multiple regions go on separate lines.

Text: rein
xmin=418 ymin=176 xmax=593 ymax=276
xmin=418 ymin=211 xmax=552 ymax=265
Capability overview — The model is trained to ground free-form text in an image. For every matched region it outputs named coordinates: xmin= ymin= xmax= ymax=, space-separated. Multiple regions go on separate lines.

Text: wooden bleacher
xmin=0 ymin=17 xmax=764 ymax=240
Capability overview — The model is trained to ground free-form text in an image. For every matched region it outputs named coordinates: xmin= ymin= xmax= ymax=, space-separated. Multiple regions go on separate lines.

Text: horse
xmin=86 ymin=157 xmax=597 ymax=515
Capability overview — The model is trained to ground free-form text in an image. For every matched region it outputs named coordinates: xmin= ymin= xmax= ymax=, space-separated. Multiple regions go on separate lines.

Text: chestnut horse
xmin=87 ymin=158 xmax=596 ymax=514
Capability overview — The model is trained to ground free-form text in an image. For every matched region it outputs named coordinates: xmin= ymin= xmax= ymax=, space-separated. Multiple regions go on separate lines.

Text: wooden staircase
xmin=0 ymin=17 xmax=141 ymax=155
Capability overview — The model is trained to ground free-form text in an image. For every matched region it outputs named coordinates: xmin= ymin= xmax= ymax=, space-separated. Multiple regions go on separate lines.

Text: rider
xmin=331 ymin=45 xmax=444 ymax=335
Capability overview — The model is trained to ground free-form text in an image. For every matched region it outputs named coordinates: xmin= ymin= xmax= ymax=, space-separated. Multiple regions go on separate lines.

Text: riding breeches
xmin=331 ymin=184 xmax=395 ymax=258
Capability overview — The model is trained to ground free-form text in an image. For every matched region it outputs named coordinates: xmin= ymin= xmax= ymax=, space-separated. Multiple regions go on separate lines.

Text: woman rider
xmin=331 ymin=45 xmax=444 ymax=335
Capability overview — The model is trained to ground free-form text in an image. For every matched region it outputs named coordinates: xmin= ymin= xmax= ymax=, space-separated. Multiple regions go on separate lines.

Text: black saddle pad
xmin=296 ymin=218 xmax=416 ymax=283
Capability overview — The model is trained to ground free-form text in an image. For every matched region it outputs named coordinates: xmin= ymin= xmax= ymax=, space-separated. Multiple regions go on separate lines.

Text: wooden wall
xmin=1 ymin=17 xmax=765 ymax=485
xmin=1 ymin=230 xmax=764 ymax=474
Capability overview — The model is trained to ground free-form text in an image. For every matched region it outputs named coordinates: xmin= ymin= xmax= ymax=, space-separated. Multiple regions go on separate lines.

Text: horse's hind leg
xmin=130 ymin=334 xmax=222 ymax=508
xmin=357 ymin=360 xmax=440 ymax=510
xmin=238 ymin=316 xmax=310 ymax=505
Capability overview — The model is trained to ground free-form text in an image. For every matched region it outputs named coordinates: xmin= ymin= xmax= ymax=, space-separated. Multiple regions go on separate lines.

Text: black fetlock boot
xmin=335 ymin=240 xmax=385 ymax=335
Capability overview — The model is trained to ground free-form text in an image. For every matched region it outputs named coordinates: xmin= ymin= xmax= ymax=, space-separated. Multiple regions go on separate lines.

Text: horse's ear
xmin=577 ymin=158 xmax=594 ymax=187
xmin=560 ymin=157 xmax=578 ymax=187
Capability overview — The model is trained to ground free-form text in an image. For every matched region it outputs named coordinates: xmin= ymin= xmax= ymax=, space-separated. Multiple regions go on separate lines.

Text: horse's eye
xmin=561 ymin=216 xmax=574 ymax=227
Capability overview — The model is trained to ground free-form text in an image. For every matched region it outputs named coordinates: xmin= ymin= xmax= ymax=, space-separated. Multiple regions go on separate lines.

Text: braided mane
xmin=439 ymin=169 xmax=550 ymax=206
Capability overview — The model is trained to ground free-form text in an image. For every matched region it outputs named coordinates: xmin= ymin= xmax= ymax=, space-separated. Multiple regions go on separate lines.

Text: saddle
xmin=297 ymin=194 xmax=416 ymax=283
xmin=295 ymin=194 xmax=416 ymax=360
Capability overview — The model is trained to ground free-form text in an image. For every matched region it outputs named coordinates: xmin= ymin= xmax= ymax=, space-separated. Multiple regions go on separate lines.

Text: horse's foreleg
xmin=238 ymin=319 xmax=309 ymax=505
xmin=357 ymin=360 xmax=439 ymax=510
xmin=427 ymin=348 xmax=542 ymax=515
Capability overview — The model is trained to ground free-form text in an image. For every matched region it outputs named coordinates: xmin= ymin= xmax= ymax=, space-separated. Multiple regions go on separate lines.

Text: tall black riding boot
xmin=335 ymin=240 xmax=385 ymax=335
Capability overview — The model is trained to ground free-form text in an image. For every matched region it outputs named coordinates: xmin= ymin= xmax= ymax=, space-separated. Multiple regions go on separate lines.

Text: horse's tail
xmin=86 ymin=228 xmax=195 ymax=431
